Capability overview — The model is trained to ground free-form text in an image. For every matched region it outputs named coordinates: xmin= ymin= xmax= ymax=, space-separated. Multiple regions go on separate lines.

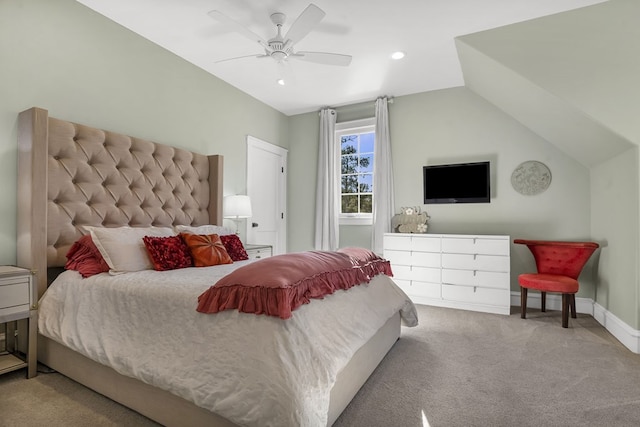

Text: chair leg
xmin=561 ymin=294 xmax=569 ymax=328
xmin=520 ymin=287 xmax=527 ymax=319
xmin=541 ymin=291 xmax=546 ymax=312
xmin=570 ymin=294 xmax=577 ymax=319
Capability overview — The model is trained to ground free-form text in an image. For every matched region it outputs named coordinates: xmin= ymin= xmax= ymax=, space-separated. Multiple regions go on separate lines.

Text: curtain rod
xmin=320 ymin=97 xmax=394 ymax=114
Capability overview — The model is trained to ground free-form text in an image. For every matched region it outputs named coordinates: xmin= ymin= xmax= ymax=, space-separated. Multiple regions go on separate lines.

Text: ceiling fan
xmin=208 ymin=3 xmax=352 ymax=70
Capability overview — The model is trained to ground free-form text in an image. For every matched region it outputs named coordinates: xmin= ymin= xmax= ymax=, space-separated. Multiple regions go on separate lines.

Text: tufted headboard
xmin=16 ymin=107 xmax=223 ymax=299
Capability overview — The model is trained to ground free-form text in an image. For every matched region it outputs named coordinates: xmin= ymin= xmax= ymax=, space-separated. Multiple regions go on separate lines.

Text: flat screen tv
xmin=423 ymin=161 xmax=490 ymax=204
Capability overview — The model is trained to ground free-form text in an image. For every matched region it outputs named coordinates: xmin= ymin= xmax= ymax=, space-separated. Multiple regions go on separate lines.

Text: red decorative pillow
xmin=142 ymin=235 xmax=193 ymax=271
xmin=180 ymin=233 xmax=233 ymax=267
xmin=65 ymin=234 xmax=110 ymax=278
xmin=220 ymin=234 xmax=249 ymax=261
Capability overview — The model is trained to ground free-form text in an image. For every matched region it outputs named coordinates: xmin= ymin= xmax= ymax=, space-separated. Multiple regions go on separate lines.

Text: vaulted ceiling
xmin=76 ymin=0 xmax=605 ymax=116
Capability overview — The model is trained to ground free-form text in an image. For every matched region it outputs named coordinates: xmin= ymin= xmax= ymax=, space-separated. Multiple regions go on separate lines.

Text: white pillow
xmin=174 ymin=224 xmax=234 ymax=236
xmin=84 ymin=226 xmax=175 ymax=274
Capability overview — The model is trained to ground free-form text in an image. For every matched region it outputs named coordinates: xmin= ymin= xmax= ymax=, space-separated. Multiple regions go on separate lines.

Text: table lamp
xmin=223 ymin=195 xmax=252 ymax=234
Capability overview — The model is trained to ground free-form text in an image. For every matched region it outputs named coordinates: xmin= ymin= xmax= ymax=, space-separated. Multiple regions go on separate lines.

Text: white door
xmin=246 ymin=135 xmax=287 ymax=255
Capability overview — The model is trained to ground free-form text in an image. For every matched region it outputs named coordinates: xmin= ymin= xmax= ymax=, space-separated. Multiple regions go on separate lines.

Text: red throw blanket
xmin=196 ymin=247 xmax=393 ymax=319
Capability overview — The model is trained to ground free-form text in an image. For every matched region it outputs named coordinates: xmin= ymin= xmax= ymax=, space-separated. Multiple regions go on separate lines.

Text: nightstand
xmin=245 ymin=244 xmax=273 ymax=260
xmin=0 ymin=266 xmax=37 ymax=378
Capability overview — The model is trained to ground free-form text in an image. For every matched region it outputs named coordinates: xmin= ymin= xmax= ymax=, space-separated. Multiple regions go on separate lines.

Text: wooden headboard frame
xmin=16 ymin=107 xmax=223 ymax=299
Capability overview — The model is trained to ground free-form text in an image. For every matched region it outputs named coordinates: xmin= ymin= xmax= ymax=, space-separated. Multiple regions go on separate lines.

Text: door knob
xmin=252 ymin=222 xmax=259 ymax=228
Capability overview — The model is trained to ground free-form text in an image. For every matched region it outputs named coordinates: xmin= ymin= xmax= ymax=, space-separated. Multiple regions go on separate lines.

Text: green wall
xmin=0 ymin=0 xmax=289 ymax=264
xmin=288 ymin=88 xmax=593 ymax=297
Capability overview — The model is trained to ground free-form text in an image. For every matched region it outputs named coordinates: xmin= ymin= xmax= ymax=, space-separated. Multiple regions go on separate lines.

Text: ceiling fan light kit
xmin=209 ymin=3 xmax=352 ymax=78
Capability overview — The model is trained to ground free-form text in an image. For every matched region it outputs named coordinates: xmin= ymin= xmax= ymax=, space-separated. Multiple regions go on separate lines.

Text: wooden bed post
xmin=208 ymin=155 xmax=223 ymax=226
xmin=17 ymin=107 xmax=49 ymax=300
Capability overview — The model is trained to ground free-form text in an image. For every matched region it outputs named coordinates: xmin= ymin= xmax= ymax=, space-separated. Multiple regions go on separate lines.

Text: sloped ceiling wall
xmin=455 ymin=0 xmax=639 ymax=167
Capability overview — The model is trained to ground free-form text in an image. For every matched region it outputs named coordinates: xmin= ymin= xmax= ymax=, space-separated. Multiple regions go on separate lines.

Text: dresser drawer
xmin=411 ymin=236 xmax=441 ymax=252
xmin=390 ymin=264 xmax=412 ymax=280
xmin=383 ymin=234 xmax=441 ymax=252
xmin=442 ymin=269 xmax=509 ymax=289
xmin=441 ymin=253 xmax=509 ymax=272
xmin=384 ymin=250 xmax=411 ymax=266
xmin=383 ymin=235 xmax=411 ymax=251
xmin=385 ymin=250 xmax=440 ymax=267
xmin=407 ymin=280 xmax=441 ymax=299
xmin=442 ymin=284 xmax=510 ymax=306
xmin=442 ymin=237 xmax=509 ymax=256
xmin=411 ymin=251 xmax=440 ymax=267
xmin=410 ymin=266 xmax=441 ymax=284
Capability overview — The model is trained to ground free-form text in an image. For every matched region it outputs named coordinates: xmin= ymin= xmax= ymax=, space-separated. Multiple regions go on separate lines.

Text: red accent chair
xmin=514 ymin=239 xmax=599 ymax=328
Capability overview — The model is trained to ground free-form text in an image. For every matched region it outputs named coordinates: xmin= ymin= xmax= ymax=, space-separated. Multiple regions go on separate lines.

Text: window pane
xmin=360 ymin=195 xmax=372 ymax=213
xmin=358 ymin=154 xmax=373 ymax=173
xmin=342 ymin=175 xmax=358 ymax=193
xmin=341 ymin=154 xmax=359 ymax=174
xmin=359 ymin=173 xmax=373 ymax=193
xmin=341 ymin=135 xmax=357 ymax=155
xmin=342 ymin=195 xmax=359 ymax=213
xmin=338 ymin=122 xmax=376 ymax=217
xmin=360 ymin=132 xmax=374 ymax=153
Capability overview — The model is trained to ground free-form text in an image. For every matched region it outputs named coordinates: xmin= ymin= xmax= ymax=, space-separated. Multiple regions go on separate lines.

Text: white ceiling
xmin=77 ymin=0 xmax=605 ymax=116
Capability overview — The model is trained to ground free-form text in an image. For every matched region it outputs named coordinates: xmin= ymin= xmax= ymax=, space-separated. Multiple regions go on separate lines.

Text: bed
xmin=16 ymin=107 xmax=417 ymax=427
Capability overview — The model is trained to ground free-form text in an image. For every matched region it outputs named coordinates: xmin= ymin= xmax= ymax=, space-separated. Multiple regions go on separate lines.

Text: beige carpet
xmin=2 ymin=305 xmax=640 ymax=426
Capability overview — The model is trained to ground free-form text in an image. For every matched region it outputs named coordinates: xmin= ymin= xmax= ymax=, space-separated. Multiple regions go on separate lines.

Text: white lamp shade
xmin=223 ymin=195 xmax=252 ymax=219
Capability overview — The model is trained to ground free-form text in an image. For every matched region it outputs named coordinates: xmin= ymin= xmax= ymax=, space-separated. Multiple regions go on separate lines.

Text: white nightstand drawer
xmin=0 ymin=266 xmax=37 ymax=378
xmin=0 ymin=281 xmax=30 ymax=311
xmin=245 ymin=245 xmax=272 ymax=260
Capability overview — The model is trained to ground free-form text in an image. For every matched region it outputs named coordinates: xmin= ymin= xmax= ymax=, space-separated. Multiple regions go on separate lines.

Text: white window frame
xmin=336 ymin=117 xmax=375 ymax=226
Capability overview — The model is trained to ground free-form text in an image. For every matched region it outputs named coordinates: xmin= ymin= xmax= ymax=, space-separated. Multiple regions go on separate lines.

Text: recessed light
xmin=277 ymin=79 xmax=285 ymax=86
xmin=391 ymin=51 xmax=405 ymax=60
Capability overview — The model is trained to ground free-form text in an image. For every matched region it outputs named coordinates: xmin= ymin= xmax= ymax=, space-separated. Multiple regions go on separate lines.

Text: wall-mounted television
xmin=423 ymin=161 xmax=490 ymax=204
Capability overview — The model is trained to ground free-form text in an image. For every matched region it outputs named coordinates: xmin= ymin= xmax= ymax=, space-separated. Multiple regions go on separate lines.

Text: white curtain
xmin=314 ymin=108 xmax=339 ymax=250
xmin=372 ymin=97 xmax=395 ymax=255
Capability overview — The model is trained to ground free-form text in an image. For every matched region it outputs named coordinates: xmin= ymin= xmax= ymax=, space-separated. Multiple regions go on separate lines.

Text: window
xmin=336 ymin=118 xmax=375 ymax=225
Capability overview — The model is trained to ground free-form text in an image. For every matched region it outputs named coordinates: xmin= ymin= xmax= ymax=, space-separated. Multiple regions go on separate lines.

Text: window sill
xmin=339 ymin=216 xmax=373 ymax=226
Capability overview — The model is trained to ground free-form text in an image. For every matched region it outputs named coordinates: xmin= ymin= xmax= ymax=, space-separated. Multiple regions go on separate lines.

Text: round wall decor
xmin=511 ymin=161 xmax=551 ymax=196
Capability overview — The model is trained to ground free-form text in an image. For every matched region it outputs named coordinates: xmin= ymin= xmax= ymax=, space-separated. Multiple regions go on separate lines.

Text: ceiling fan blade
xmin=293 ymin=51 xmax=352 ymax=66
xmin=215 ymin=54 xmax=269 ymax=64
xmin=284 ymin=3 xmax=325 ymax=45
xmin=208 ymin=10 xmax=270 ymax=50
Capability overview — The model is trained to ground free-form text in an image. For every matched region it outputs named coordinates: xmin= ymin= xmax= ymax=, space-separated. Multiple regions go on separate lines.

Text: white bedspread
xmin=38 ymin=263 xmax=417 ymax=427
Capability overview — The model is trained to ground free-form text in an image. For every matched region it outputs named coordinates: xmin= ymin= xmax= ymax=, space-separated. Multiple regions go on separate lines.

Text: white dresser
xmin=383 ymin=233 xmax=510 ymax=315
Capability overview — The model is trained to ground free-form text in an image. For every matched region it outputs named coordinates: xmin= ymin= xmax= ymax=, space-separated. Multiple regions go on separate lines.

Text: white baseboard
xmin=510 ymin=292 xmax=640 ymax=354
